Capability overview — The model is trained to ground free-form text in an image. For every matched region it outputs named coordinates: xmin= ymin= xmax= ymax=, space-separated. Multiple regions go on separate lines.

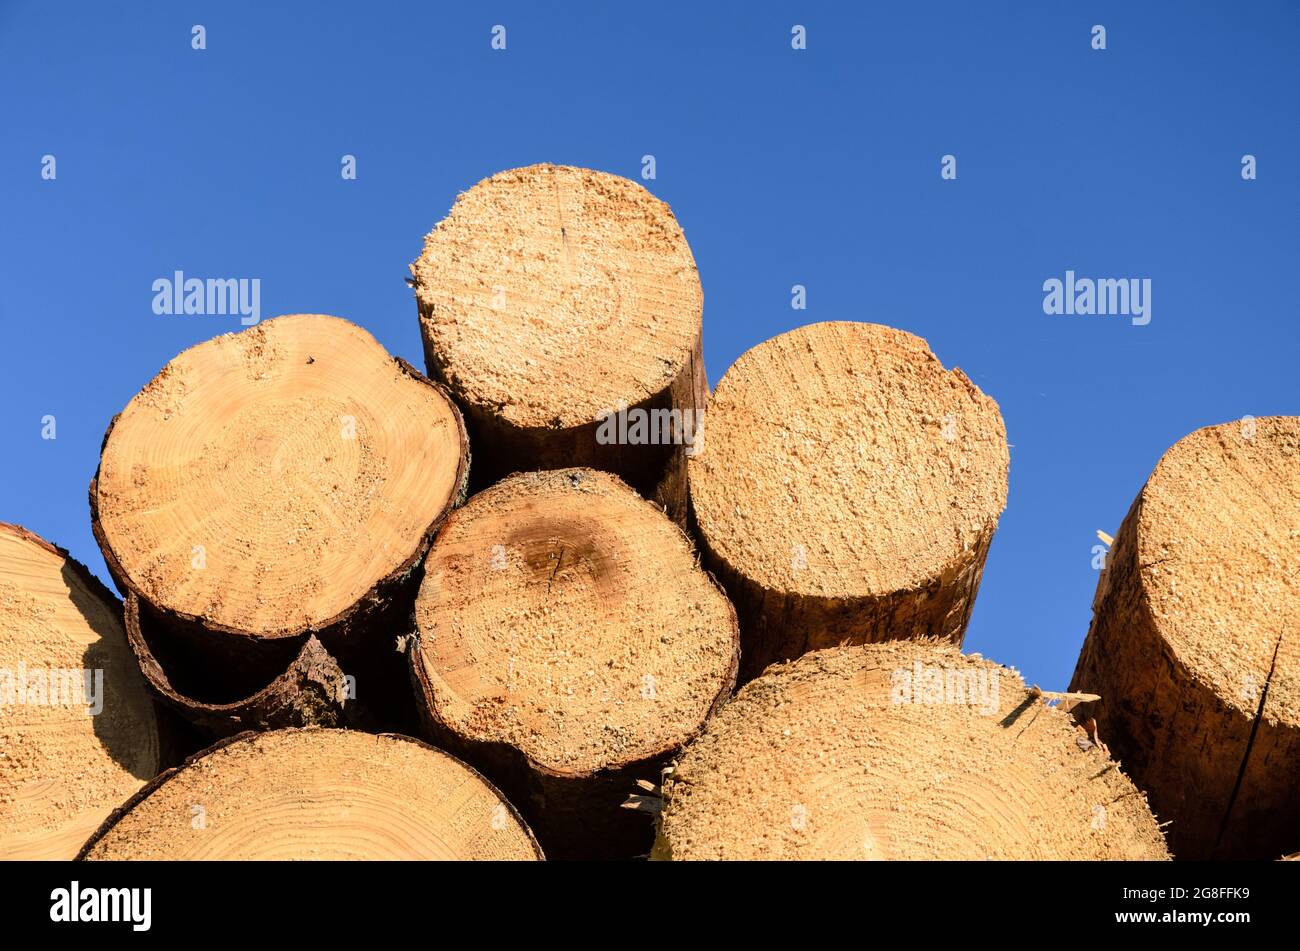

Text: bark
xmin=124 ymin=592 xmax=354 ymax=736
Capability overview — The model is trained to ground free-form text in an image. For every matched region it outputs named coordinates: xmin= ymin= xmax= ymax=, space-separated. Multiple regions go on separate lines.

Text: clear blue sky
xmin=2 ymin=2 xmax=1296 ymax=691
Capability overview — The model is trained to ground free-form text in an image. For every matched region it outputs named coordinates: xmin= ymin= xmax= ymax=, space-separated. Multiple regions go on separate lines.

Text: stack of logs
xmin=2 ymin=164 xmax=1295 ymax=860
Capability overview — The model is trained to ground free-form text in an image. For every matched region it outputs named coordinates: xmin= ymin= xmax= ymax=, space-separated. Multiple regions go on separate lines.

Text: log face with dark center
xmin=1070 ymin=416 xmax=1300 ymax=859
xmin=688 ymin=321 xmax=1009 ymax=679
xmin=0 ymin=523 xmax=160 ymax=859
xmin=410 ymin=164 xmax=707 ymax=521
xmin=410 ymin=468 xmax=739 ymax=858
xmin=79 ymin=728 xmax=542 ymax=860
xmin=656 ymin=642 xmax=1169 ymax=861
xmin=90 ymin=314 xmax=468 ymax=733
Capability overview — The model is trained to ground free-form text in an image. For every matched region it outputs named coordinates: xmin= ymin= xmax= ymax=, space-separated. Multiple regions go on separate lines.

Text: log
xmin=409 ymin=468 xmax=739 ymax=859
xmin=1069 ymin=416 xmax=1300 ymax=859
xmin=688 ymin=321 xmax=1009 ymax=680
xmin=123 ymin=592 xmax=352 ymax=736
xmin=410 ymin=164 xmax=707 ymax=523
xmin=0 ymin=523 xmax=160 ymax=859
xmin=654 ymin=642 xmax=1170 ymax=860
xmin=90 ymin=314 xmax=468 ymax=735
xmin=78 ymin=728 xmax=542 ymax=860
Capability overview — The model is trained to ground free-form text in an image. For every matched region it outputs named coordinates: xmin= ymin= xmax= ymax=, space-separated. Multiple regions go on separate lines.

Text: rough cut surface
xmin=411 ymin=164 xmax=707 ymax=520
xmin=657 ymin=642 xmax=1169 ymax=861
xmin=412 ymin=467 xmax=738 ymax=857
xmin=80 ymin=728 xmax=541 ymax=860
xmin=412 ymin=163 xmax=701 ymax=428
xmin=1071 ymin=416 xmax=1300 ymax=859
xmin=0 ymin=523 xmax=159 ymax=859
xmin=93 ymin=313 xmax=467 ymax=638
xmin=688 ymin=321 xmax=1009 ymax=677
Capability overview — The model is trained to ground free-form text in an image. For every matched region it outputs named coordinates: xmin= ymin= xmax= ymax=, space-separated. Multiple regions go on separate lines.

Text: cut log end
xmin=415 ymin=468 xmax=738 ymax=775
xmin=411 ymin=163 xmax=702 ymax=430
xmin=688 ymin=321 xmax=1008 ymax=676
xmin=693 ymin=321 xmax=1006 ymax=598
xmin=656 ymin=642 xmax=1169 ymax=861
xmin=410 ymin=165 xmax=707 ymax=520
xmin=411 ymin=467 xmax=738 ymax=857
xmin=92 ymin=313 xmax=468 ymax=640
xmin=0 ymin=523 xmax=160 ymax=859
xmin=79 ymin=729 xmax=542 ymax=860
xmin=1071 ymin=416 xmax=1300 ymax=859
xmin=1132 ymin=417 xmax=1300 ymax=722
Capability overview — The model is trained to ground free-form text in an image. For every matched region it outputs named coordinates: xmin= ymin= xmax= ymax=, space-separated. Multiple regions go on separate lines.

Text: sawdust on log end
xmin=0 ymin=523 xmax=160 ymax=859
xmin=688 ymin=321 xmax=1008 ymax=679
xmin=410 ymin=467 xmax=738 ymax=858
xmin=656 ymin=641 xmax=1169 ymax=860
xmin=411 ymin=164 xmax=707 ymax=521
xmin=90 ymin=314 xmax=468 ymax=734
xmin=78 ymin=728 xmax=541 ymax=860
xmin=93 ymin=313 xmax=467 ymax=638
xmin=1071 ymin=415 xmax=1300 ymax=859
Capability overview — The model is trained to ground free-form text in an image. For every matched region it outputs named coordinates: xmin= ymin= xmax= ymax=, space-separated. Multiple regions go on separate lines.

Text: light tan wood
xmin=1071 ymin=416 xmax=1300 ymax=859
xmin=656 ymin=642 xmax=1169 ymax=860
xmin=411 ymin=468 xmax=739 ymax=858
xmin=688 ymin=321 xmax=1009 ymax=678
xmin=80 ymin=729 xmax=541 ymax=860
xmin=0 ymin=523 xmax=159 ymax=859
xmin=93 ymin=313 xmax=467 ymax=639
xmin=411 ymin=164 xmax=707 ymax=520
